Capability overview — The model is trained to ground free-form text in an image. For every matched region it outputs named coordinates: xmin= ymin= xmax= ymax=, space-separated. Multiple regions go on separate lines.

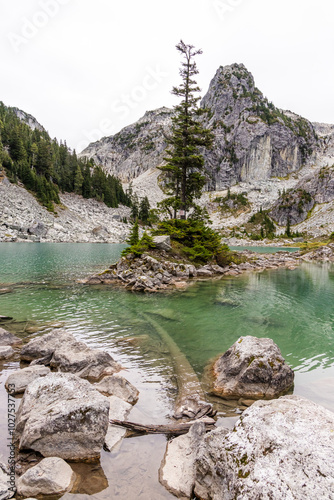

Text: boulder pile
xmin=85 ymin=249 xmax=305 ymax=292
xmin=2 ymin=328 xmax=140 ymax=498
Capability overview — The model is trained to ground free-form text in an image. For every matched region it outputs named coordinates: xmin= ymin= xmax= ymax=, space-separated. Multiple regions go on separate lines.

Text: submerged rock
xmin=0 ymin=327 xmax=21 ymax=346
xmin=194 ymin=396 xmax=334 ymax=500
xmin=95 ymin=374 xmax=139 ymax=404
xmin=5 ymin=365 xmax=50 ymax=394
xmin=15 ymin=372 xmax=110 ymax=460
xmin=212 ymin=336 xmax=294 ymax=400
xmin=16 ymin=457 xmax=76 ymax=497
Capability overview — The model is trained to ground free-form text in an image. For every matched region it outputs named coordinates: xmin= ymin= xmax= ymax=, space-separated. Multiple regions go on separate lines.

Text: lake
xmin=0 ymin=243 xmax=333 ymax=499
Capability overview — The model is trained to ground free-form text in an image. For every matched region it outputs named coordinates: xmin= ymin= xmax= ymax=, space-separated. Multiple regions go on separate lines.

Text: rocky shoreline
xmin=0 ymin=320 xmax=334 ymax=498
xmin=85 ymin=242 xmax=334 ymax=292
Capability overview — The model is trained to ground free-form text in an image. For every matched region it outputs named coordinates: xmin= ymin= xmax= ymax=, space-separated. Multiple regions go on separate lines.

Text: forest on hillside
xmin=0 ymin=102 xmax=131 ymax=211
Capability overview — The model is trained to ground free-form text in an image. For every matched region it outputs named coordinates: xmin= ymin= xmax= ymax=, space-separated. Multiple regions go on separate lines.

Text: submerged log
xmin=142 ymin=313 xmax=214 ymax=419
xmin=109 ymin=418 xmax=216 ymax=435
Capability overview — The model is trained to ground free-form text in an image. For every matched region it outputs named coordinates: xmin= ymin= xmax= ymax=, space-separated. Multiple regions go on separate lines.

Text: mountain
xmin=80 ymin=107 xmax=173 ymax=183
xmin=80 ymin=64 xmax=319 ymax=190
xmin=0 ymin=101 xmax=130 ymax=211
xmin=14 ymin=108 xmax=45 ymax=132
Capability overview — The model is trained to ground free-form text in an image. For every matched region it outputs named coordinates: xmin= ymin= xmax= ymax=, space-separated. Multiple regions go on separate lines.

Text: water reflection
xmin=0 ymin=244 xmax=333 ymax=499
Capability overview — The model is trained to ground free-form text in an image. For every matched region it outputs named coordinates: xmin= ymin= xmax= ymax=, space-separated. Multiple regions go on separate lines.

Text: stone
xmin=50 ymin=340 xmax=121 ymax=381
xmin=0 ymin=462 xmax=15 ymax=500
xmin=16 ymin=457 xmax=76 ymax=497
xmin=194 ymin=396 xmax=334 ymax=500
xmin=196 ymin=268 xmax=213 ymax=277
xmin=27 ymin=220 xmax=47 ymax=237
xmin=15 ymin=372 xmax=110 ymax=460
xmin=0 ymin=327 xmax=21 ymax=346
xmin=95 ymin=374 xmax=139 ymax=404
xmin=153 ymin=235 xmax=172 ymax=251
xmin=104 ymin=395 xmax=132 ymax=452
xmin=20 ymin=329 xmax=120 ymax=382
xmin=0 ymin=346 xmax=15 ymax=360
xmin=5 ymin=366 xmax=50 ymax=394
xmin=159 ymin=421 xmax=206 ymax=499
xmin=20 ymin=329 xmax=76 ymax=361
xmin=212 ymin=336 xmax=294 ymax=400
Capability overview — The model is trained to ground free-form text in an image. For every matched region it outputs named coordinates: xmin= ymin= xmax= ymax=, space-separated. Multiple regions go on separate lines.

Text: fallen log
xmin=109 ymin=418 xmax=216 ymax=436
xmin=142 ymin=312 xmax=214 ymax=419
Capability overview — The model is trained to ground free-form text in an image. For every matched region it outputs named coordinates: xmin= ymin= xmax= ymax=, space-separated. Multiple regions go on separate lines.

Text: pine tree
xmin=126 ymin=219 xmax=139 ymax=246
xmin=130 ymin=193 xmax=139 ymax=220
xmin=139 ymin=196 xmax=150 ymax=224
xmin=74 ymin=164 xmax=84 ymax=194
xmin=159 ymin=40 xmax=214 ymax=219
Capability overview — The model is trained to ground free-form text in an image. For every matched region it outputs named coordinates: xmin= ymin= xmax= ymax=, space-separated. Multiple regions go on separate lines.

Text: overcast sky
xmin=1 ymin=0 xmax=333 ymax=152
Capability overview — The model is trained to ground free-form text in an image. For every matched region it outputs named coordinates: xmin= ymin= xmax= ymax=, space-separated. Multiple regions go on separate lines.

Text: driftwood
xmin=109 ymin=418 xmax=216 ymax=436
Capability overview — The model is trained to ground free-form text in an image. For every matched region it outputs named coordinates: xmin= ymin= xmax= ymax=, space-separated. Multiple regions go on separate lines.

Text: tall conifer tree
xmin=159 ymin=40 xmax=213 ymax=218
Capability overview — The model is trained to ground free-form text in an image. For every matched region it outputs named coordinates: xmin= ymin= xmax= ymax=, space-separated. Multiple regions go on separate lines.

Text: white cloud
xmin=1 ymin=0 xmax=333 ymax=150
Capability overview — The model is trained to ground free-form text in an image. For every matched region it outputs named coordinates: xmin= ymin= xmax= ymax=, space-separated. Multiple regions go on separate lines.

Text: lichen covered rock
xmin=15 ymin=372 xmax=110 ymax=460
xmin=212 ymin=336 xmax=294 ymax=400
xmin=194 ymin=396 xmax=334 ymax=500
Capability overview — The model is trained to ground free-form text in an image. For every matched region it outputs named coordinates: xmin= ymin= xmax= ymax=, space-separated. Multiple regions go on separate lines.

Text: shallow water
xmin=0 ymin=243 xmax=333 ymax=499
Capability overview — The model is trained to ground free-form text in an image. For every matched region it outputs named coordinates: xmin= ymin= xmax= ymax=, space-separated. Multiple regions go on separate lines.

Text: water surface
xmin=0 ymin=243 xmax=333 ymax=499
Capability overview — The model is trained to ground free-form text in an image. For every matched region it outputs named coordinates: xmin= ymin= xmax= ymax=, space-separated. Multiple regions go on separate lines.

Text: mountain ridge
xmin=80 ymin=63 xmax=321 ymax=189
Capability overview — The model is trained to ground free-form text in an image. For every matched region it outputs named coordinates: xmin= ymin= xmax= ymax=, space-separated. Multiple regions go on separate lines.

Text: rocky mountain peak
xmin=80 ymin=63 xmax=320 ymax=190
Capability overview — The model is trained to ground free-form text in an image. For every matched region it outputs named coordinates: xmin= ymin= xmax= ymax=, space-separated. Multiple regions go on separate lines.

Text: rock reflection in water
xmin=69 ymin=462 xmax=109 ymax=495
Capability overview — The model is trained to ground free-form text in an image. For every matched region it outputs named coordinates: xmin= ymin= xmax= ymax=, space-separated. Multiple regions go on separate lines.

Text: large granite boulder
xmin=212 ymin=336 xmax=294 ymax=400
xmin=152 ymin=235 xmax=171 ymax=251
xmin=15 ymin=372 xmax=110 ymax=460
xmin=95 ymin=374 xmax=139 ymax=404
xmin=5 ymin=365 xmax=50 ymax=394
xmin=20 ymin=329 xmax=76 ymax=362
xmin=16 ymin=457 xmax=76 ymax=497
xmin=194 ymin=396 xmax=334 ymax=500
xmin=20 ymin=329 xmax=121 ymax=382
xmin=0 ymin=327 xmax=21 ymax=346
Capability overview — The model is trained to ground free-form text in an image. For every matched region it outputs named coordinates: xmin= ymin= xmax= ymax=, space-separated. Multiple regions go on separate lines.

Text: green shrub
xmin=216 ymin=244 xmax=247 ymax=266
xmin=152 ymin=219 xmax=223 ymax=264
xmin=122 ymin=231 xmax=156 ymax=257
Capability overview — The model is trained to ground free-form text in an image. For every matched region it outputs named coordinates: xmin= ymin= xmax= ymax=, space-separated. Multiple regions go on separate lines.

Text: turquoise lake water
xmin=0 ymin=243 xmax=333 ymax=499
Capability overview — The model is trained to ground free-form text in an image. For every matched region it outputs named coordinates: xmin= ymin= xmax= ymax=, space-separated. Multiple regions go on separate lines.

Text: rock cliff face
xmin=201 ymin=65 xmax=317 ymax=189
xmin=270 ymin=164 xmax=334 ymax=225
xmin=80 ymin=64 xmax=318 ymax=190
xmin=80 ymin=107 xmax=173 ymax=182
xmin=14 ymin=108 xmax=45 ymax=132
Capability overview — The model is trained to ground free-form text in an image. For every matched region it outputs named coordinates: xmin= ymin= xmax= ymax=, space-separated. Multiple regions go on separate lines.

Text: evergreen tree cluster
xmin=0 ymin=102 xmax=130 ymax=211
